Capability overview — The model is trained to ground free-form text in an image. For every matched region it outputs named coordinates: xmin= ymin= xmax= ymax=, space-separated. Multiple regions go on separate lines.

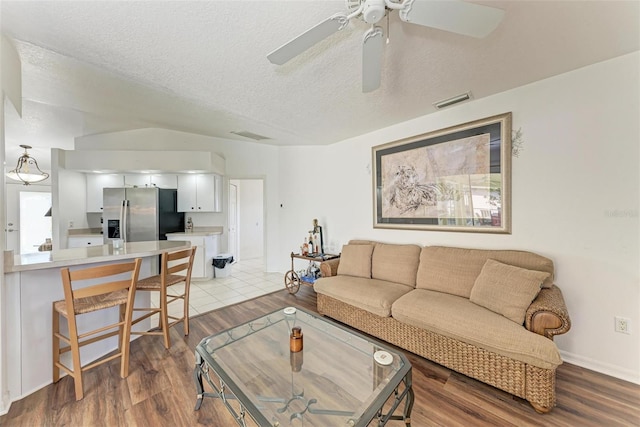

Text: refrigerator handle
xmin=123 ymin=200 xmax=129 ymax=243
xmin=119 ymin=200 xmax=125 ymax=242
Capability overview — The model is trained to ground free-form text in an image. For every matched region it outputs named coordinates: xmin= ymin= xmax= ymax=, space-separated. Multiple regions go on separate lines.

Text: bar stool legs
xmin=131 ymin=248 xmax=196 ymax=349
xmin=52 ymin=258 xmax=141 ymax=401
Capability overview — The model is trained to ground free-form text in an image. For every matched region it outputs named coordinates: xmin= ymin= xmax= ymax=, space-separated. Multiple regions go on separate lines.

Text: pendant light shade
xmin=6 ymin=145 xmax=49 ymax=185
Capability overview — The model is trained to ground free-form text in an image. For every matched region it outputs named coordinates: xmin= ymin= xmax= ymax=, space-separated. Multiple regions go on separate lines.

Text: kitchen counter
xmin=166 ymin=233 xmax=219 ymax=280
xmin=66 ymin=233 xmax=103 ymax=238
xmin=5 ymin=240 xmax=191 ymax=273
xmin=2 ymin=239 xmax=191 ymax=404
xmin=165 ymin=226 xmax=223 ymax=237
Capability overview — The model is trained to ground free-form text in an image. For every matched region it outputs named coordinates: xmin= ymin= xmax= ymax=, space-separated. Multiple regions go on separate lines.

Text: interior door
xmin=19 ymin=192 xmax=52 ymax=253
xmin=4 ymin=184 xmax=51 ymax=253
xmin=228 ymin=182 xmax=238 ymax=261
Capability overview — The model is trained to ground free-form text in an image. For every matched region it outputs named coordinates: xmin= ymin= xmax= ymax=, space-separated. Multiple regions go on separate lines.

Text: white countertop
xmin=4 ymin=240 xmax=191 ymax=273
xmin=166 ymin=226 xmax=223 ymax=237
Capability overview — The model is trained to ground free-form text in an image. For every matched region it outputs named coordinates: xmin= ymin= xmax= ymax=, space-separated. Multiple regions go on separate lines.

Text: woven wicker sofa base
xmin=317 ymin=293 xmax=556 ymax=412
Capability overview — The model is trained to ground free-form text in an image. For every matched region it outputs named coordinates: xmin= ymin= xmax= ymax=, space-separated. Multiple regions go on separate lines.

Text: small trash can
xmin=212 ymin=253 xmax=234 ymax=278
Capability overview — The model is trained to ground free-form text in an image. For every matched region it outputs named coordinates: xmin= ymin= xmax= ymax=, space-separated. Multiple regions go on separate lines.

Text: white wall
xmin=51 ymin=149 xmax=89 ymax=249
xmin=75 ymin=128 xmax=225 ymax=174
xmin=278 ymin=52 xmax=640 ymax=384
xmin=1 ymin=35 xmax=22 ymax=415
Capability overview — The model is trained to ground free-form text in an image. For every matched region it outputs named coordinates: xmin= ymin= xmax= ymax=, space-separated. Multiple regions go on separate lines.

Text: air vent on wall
xmin=433 ymin=92 xmax=473 ymax=109
xmin=230 ymin=130 xmax=271 ymax=141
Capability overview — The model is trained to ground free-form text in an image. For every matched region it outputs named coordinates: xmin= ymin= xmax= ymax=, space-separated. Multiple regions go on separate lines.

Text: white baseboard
xmin=560 ymin=350 xmax=640 ymax=385
xmin=0 ymin=390 xmax=11 ymax=416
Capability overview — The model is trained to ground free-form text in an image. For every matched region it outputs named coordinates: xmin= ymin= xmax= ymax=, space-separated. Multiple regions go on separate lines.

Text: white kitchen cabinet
xmin=150 ymin=174 xmax=177 ymax=189
xmin=166 ymin=234 xmax=218 ymax=280
xmin=86 ymin=174 xmax=124 ymax=212
xmin=124 ymin=174 xmax=178 ymax=189
xmin=124 ymin=174 xmax=151 ymax=187
xmin=177 ymin=174 xmax=220 ymax=212
xmin=68 ymin=235 xmax=104 ymax=248
xmin=213 ymin=174 xmax=223 ymax=212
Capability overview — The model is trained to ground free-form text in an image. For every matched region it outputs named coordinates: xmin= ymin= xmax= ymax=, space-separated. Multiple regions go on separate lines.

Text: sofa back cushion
xmin=416 ymin=246 xmax=555 ymax=298
xmin=337 ymin=244 xmax=374 ymax=278
xmin=371 ymin=243 xmax=422 ymax=288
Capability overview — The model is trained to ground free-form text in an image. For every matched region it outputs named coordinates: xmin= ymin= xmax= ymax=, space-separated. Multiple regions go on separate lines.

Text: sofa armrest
xmin=319 ymin=258 xmax=340 ymax=278
xmin=525 ymin=285 xmax=571 ymax=340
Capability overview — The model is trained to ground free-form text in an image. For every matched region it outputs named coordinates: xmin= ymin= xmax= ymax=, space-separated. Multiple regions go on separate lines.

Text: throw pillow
xmin=337 ymin=244 xmax=374 ymax=278
xmin=470 ymin=259 xmax=550 ymax=324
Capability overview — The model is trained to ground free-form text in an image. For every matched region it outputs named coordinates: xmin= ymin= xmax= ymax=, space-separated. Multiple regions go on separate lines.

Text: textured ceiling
xmin=1 ymin=1 xmax=639 ymax=170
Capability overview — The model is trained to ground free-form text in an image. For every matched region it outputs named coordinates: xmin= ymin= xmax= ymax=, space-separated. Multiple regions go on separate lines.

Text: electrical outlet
xmin=68 ymin=220 xmax=74 ymax=229
xmin=614 ymin=316 xmax=631 ymax=334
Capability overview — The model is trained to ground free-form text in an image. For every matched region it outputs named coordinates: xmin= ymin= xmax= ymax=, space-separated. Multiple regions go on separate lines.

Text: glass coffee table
xmin=194 ymin=307 xmax=413 ymax=426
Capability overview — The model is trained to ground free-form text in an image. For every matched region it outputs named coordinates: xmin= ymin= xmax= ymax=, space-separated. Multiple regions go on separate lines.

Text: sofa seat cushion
xmin=314 ymin=276 xmax=413 ymax=317
xmin=371 ymin=243 xmax=422 ymax=288
xmin=391 ymin=289 xmax=562 ymax=369
xmin=416 ymin=246 xmax=555 ymax=298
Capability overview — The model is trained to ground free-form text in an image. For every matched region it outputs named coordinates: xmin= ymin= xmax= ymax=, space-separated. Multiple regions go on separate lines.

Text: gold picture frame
xmin=372 ymin=113 xmax=512 ymax=233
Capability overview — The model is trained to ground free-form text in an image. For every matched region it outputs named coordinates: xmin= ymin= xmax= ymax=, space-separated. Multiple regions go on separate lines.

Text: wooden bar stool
xmin=53 ymin=258 xmax=142 ymax=401
xmin=131 ymin=247 xmax=196 ymax=349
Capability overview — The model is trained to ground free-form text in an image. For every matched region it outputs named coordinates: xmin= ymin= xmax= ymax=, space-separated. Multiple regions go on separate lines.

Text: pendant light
xmin=5 ymin=144 xmax=50 ymax=185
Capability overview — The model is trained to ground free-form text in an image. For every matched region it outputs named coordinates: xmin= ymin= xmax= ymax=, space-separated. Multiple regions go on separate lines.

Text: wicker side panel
xmin=526 ymin=365 xmax=557 ymax=410
xmin=318 ymin=293 xmax=556 ymax=407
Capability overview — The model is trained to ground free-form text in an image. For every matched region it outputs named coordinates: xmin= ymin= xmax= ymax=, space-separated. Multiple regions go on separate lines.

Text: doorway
xmin=19 ymin=191 xmax=52 ymax=253
xmin=5 ymin=184 xmax=51 ymax=253
xmin=228 ymin=179 xmax=264 ymax=264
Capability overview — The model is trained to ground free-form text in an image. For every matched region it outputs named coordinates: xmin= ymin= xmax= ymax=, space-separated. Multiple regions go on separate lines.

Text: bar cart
xmin=284 ymin=252 xmax=340 ymax=294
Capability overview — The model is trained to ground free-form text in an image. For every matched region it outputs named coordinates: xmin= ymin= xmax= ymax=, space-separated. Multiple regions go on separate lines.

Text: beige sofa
xmin=314 ymin=241 xmax=571 ymax=413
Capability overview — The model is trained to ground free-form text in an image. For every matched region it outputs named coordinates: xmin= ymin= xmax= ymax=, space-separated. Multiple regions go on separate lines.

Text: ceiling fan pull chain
xmin=386 ymin=13 xmax=390 ymax=44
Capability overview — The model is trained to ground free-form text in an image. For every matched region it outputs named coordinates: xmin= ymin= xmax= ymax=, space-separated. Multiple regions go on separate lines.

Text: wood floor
xmin=2 ymin=286 xmax=639 ymax=426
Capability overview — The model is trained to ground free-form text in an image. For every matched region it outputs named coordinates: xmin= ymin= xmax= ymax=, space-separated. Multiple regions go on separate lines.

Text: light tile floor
xmin=150 ymin=257 xmax=284 ymax=319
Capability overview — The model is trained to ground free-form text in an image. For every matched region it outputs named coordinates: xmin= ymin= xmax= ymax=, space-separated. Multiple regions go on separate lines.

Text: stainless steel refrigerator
xmin=102 ymin=187 xmax=184 ymax=243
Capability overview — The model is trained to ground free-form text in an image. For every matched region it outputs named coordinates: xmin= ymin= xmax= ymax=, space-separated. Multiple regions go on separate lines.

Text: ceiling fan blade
xmin=399 ymin=0 xmax=504 ymax=38
xmin=362 ymin=26 xmax=384 ymax=93
xmin=267 ymin=14 xmax=350 ymax=65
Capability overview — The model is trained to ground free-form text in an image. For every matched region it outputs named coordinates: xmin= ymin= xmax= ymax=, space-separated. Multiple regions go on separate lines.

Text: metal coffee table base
xmin=194 ymin=352 xmax=414 ymax=426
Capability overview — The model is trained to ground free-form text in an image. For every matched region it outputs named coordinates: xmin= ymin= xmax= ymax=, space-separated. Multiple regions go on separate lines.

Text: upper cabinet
xmin=213 ymin=174 xmax=222 ymax=212
xmin=150 ymin=174 xmax=178 ymax=189
xmin=86 ymin=173 xmax=219 ymax=213
xmin=123 ymin=174 xmax=150 ymax=188
xmin=86 ymin=174 xmax=124 ymax=212
xmin=177 ymin=174 xmax=222 ymax=212
xmin=123 ymin=174 xmax=178 ymax=189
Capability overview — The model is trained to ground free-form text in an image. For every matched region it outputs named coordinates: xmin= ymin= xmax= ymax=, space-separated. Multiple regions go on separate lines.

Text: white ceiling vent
xmin=230 ymin=130 xmax=271 ymax=141
xmin=433 ymin=92 xmax=473 ymax=109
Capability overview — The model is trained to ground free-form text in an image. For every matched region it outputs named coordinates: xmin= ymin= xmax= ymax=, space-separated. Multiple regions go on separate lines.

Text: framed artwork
xmin=372 ymin=112 xmax=512 ymax=233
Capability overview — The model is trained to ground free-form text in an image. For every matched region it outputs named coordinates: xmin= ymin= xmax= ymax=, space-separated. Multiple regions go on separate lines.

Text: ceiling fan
xmin=267 ymin=0 xmax=504 ymax=93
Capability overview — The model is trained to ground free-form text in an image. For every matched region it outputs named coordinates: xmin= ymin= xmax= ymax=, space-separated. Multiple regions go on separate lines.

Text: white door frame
xmin=228 ymin=177 xmax=265 ymax=269
xmin=228 ymin=181 xmax=238 ymax=262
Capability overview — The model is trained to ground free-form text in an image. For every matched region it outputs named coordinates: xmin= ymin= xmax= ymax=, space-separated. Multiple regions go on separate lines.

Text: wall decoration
xmin=372 ymin=113 xmax=512 ymax=233
xmin=511 ymin=127 xmax=524 ymax=157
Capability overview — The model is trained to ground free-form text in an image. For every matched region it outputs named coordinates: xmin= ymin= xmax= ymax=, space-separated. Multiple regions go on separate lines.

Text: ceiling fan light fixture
xmin=5 ymin=144 xmax=50 ymax=185
xmin=362 ymin=0 xmax=387 ymax=24
xmin=433 ymin=92 xmax=473 ymax=109
xmin=268 ymin=1 xmax=504 ymax=92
